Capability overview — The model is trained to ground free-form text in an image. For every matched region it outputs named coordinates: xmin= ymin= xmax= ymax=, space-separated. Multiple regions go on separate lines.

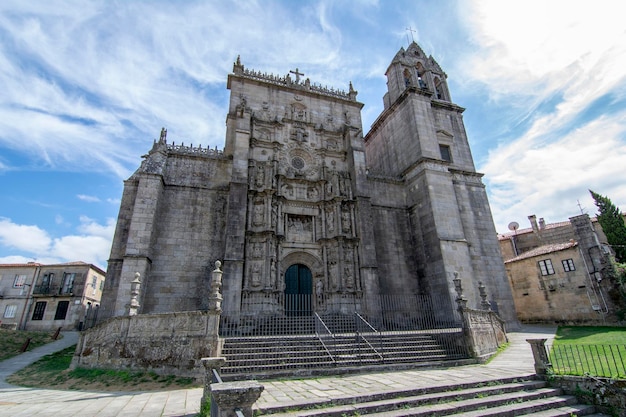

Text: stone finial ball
xmin=215 ymin=260 xmax=222 ymax=269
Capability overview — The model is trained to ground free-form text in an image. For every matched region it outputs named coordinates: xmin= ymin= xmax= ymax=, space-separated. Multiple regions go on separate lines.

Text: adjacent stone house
xmin=499 ymin=214 xmax=619 ymax=323
xmin=0 ymin=262 xmax=105 ymax=331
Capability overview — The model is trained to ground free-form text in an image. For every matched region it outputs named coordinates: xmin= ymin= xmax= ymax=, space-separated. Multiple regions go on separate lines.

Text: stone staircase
xmin=220 ymin=330 xmax=471 ymax=380
xmin=254 ymin=376 xmax=610 ymax=417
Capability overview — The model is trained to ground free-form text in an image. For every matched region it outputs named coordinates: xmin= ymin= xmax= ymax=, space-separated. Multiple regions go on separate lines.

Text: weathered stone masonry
xmin=99 ymin=42 xmax=517 ymax=327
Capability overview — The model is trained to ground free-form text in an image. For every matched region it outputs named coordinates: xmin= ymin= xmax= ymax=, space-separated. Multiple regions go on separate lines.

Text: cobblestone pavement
xmin=0 ymin=325 xmax=556 ymax=417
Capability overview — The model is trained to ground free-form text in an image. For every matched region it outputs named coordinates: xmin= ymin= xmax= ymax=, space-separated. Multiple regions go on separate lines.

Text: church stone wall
xmin=99 ymin=43 xmax=518 ymax=328
xmin=370 ymin=205 xmax=419 ymax=294
xmin=142 ymin=187 xmax=228 ymax=313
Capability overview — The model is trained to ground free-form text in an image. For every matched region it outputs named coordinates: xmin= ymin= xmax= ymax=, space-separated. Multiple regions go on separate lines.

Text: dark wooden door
xmin=284 ymin=264 xmax=312 ymax=315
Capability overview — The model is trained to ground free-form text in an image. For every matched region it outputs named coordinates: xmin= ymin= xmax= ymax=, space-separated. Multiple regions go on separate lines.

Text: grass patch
xmin=554 ymin=326 xmax=626 ymax=345
xmin=550 ymin=326 xmax=626 ymax=378
xmin=483 ymin=342 xmax=510 ymax=364
xmin=7 ymin=346 xmax=200 ymax=392
xmin=0 ymin=329 xmax=61 ymax=361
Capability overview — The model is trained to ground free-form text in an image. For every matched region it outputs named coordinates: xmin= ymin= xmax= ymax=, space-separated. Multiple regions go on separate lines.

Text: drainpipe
xmin=19 ymin=265 xmax=40 ymax=330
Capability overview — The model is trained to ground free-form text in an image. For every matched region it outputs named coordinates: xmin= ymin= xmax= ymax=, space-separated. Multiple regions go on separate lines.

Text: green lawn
xmin=550 ymin=326 xmax=626 ymax=378
xmin=0 ymin=329 xmax=61 ymax=361
xmin=7 ymin=346 xmax=198 ymax=391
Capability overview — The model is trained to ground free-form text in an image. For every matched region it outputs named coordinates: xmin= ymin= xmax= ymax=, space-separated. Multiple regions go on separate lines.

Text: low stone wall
xmin=550 ymin=375 xmax=626 ymax=417
xmin=71 ymin=311 xmax=221 ymax=379
xmin=463 ymin=308 xmax=507 ymax=359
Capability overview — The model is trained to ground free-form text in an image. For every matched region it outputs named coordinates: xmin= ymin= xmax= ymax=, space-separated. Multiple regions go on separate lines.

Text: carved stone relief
xmin=252 ymin=201 xmax=264 ymax=226
xmin=286 ymin=214 xmax=313 ymax=242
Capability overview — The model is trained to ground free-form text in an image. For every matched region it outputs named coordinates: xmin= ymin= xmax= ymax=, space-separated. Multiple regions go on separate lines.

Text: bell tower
xmin=364 ymin=42 xmax=517 ymax=325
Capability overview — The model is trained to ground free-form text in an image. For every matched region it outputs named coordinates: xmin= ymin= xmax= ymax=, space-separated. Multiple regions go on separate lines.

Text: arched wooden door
xmin=284 ymin=264 xmax=312 ymax=315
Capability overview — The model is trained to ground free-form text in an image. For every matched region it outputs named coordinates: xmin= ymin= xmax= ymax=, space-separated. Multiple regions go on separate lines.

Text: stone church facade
xmin=99 ymin=42 xmax=517 ymax=326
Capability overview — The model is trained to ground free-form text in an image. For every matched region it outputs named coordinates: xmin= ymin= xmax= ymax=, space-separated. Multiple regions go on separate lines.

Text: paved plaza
xmin=0 ymin=326 xmax=556 ymax=416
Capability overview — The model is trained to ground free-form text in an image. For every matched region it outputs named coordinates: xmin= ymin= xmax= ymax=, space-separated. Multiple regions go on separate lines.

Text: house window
xmin=562 ymin=259 xmax=576 ymax=272
xmin=4 ymin=305 xmax=17 ymax=318
xmin=13 ymin=274 xmax=27 ymax=288
xmin=439 ymin=144 xmax=452 ymax=162
xmin=61 ymin=273 xmax=75 ymax=294
xmin=54 ymin=301 xmax=70 ymax=320
xmin=99 ymin=280 xmax=105 ymax=291
xmin=91 ymin=276 xmax=98 ymax=295
xmin=538 ymin=259 xmax=555 ymax=276
xmin=32 ymin=301 xmax=47 ymax=320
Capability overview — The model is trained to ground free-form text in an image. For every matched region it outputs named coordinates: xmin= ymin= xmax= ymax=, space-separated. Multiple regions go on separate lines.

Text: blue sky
xmin=1 ymin=0 xmax=625 ymax=270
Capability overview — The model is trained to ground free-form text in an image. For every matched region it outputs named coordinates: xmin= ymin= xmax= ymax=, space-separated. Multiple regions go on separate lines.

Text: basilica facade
xmin=99 ymin=42 xmax=517 ymax=326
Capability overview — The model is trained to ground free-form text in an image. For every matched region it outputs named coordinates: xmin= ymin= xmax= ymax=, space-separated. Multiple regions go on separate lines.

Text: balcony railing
xmin=32 ymin=285 xmax=73 ymax=296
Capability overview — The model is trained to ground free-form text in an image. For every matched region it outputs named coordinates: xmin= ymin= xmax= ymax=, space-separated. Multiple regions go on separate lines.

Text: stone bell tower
xmin=364 ymin=42 xmax=517 ymax=324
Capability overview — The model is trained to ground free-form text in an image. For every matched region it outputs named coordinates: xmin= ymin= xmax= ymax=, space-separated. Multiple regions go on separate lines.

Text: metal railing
xmin=550 ymin=344 xmax=626 ymax=378
xmin=210 ymin=368 xmax=222 ymax=417
xmin=355 ymin=312 xmax=383 ymax=362
xmin=314 ymin=312 xmax=336 ymax=364
xmin=219 ymin=293 xmax=470 ymax=375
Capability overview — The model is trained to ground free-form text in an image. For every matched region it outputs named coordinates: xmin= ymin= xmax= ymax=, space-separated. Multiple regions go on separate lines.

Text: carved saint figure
xmin=251 ymin=263 xmax=261 ymax=287
xmin=326 ymin=209 xmax=335 ymax=232
xmin=255 ymin=166 xmax=265 ymax=188
xmin=341 ymin=210 xmax=351 ymax=233
xmin=253 ymin=205 xmax=264 ymax=226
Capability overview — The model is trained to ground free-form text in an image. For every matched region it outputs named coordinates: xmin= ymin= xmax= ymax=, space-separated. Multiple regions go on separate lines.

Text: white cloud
xmin=0 ymin=216 xmax=114 ymax=269
xmin=456 ymin=0 xmax=626 ymax=230
xmin=484 ymin=113 xmax=626 ymax=231
xmin=0 ymin=217 xmax=52 ymax=253
xmin=77 ymin=194 xmax=101 ymax=203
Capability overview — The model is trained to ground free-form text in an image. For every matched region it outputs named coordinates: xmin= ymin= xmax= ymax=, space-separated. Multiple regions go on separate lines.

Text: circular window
xmin=291 ymin=157 xmax=305 ymax=170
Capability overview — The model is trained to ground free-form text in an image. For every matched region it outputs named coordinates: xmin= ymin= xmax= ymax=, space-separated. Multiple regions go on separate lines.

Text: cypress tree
xmin=590 ymin=190 xmax=626 ymax=263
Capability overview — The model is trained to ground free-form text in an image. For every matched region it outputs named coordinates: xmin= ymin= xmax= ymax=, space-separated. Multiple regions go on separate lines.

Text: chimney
xmin=528 ymin=215 xmax=539 ymax=233
xmin=539 ymin=218 xmax=546 ymax=230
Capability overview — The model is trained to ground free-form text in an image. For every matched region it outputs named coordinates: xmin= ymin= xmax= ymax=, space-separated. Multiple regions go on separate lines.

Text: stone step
xmin=257 ymin=378 xmax=607 ymax=417
xmin=223 ymin=344 xmax=447 ymax=358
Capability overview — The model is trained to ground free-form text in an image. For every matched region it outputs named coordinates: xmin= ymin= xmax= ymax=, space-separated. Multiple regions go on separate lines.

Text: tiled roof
xmin=0 ymin=261 xmax=105 ymax=275
xmin=504 ymin=241 xmax=578 ymax=263
xmin=498 ymin=220 xmax=572 ymax=240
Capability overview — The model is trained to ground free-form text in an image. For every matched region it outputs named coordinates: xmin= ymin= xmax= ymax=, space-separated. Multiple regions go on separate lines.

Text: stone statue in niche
xmin=316 ymin=279 xmax=324 ymax=305
xmin=344 ymin=266 xmax=354 ymax=290
xmin=325 ymin=180 xmax=333 ymax=197
xmin=292 ymin=127 xmax=308 ymax=143
xmin=341 ymin=210 xmax=351 ymax=233
xmin=255 ymin=165 xmax=265 ymax=188
xmin=269 ymin=258 xmax=276 ymax=288
xmin=251 ymin=263 xmax=262 ymax=287
xmin=327 ymin=248 xmax=338 ymax=290
xmin=326 ymin=209 xmax=335 ymax=232
xmin=252 ymin=243 xmax=263 ymax=258
xmin=307 ymin=187 xmax=318 ymax=200
xmin=253 ymin=204 xmax=264 ymax=226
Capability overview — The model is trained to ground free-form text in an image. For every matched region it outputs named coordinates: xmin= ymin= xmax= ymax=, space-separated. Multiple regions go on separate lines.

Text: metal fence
xmin=550 ymin=344 xmax=626 ymax=378
xmin=218 ymin=293 xmax=469 ymax=375
xmin=223 ymin=293 xmax=463 ymax=337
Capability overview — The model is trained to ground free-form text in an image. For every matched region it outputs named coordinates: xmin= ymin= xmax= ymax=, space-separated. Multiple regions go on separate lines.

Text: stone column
xmin=527 ymin=338 xmax=552 ymax=376
xmin=207 ymin=261 xmax=224 ymax=357
xmin=210 ymin=380 xmax=264 ymax=417
xmin=200 ymin=357 xmax=227 ymax=411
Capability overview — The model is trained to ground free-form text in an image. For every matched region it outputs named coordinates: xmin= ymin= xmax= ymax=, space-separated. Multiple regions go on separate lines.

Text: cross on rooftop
xmin=290 ymin=68 xmax=304 ymax=83
xmin=405 ymin=26 xmax=416 ymax=43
